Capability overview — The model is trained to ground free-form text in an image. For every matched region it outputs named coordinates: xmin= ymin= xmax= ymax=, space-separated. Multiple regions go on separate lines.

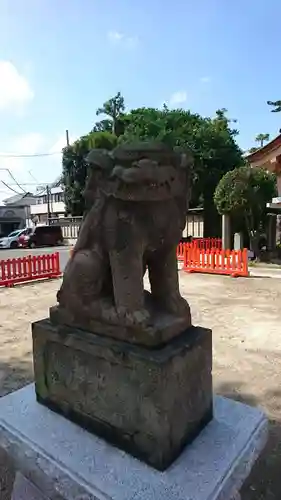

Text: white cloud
xmin=0 ymin=132 xmax=71 ymax=202
xmin=0 ymin=133 xmax=46 ymax=175
xmin=200 ymin=76 xmax=211 ymax=83
xmin=0 ymin=131 xmax=84 ymax=202
xmin=169 ymin=91 xmax=187 ymax=107
xmin=108 ymin=31 xmax=124 ymax=43
xmin=0 ymin=61 xmax=34 ymax=110
xmin=0 ymin=133 xmax=46 ymax=200
xmin=0 ymin=152 xmax=30 ymax=200
xmin=107 ymin=30 xmax=138 ymax=49
xmin=49 ymin=133 xmax=78 ymax=154
xmin=12 ymin=133 xmax=45 ymax=157
xmin=0 ymin=132 xmax=46 ymax=204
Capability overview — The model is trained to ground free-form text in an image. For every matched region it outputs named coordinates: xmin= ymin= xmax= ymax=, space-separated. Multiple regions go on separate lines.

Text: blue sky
xmin=0 ymin=0 xmax=280 ymax=202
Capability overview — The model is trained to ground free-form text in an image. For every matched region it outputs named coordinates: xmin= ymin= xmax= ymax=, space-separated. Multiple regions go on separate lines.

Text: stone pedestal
xmin=222 ymin=214 xmax=231 ymax=250
xmin=267 ymin=214 xmax=277 ymax=250
xmin=233 ymin=232 xmax=243 ymax=251
xmin=0 ymin=385 xmax=267 ymax=500
xmin=32 ymin=319 xmax=212 ymax=471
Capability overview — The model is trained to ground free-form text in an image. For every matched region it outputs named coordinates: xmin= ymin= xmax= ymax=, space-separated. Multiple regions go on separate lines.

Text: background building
xmin=0 ymin=193 xmax=37 ymax=237
xmin=246 ymin=133 xmax=281 ymax=207
xmin=246 ymin=134 xmax=281 ymax=247
xmin=30 ymin=185 xmax=66 ymax=224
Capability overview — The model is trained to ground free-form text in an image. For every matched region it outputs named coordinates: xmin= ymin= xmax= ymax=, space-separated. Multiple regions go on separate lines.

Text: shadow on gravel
xmin=217 ymin=381 xmax=281 ymax=500
xmin=0 ymin=357 xmax=34 ymax=499
xmin=0 ymin=357 xmax=33 ymax=398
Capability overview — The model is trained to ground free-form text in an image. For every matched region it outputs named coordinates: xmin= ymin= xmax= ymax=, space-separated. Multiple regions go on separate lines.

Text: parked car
xmin=20 ymin=225 xmax=64 ymax=248
xmin=0 ymin=228 xmax=33 ymax=249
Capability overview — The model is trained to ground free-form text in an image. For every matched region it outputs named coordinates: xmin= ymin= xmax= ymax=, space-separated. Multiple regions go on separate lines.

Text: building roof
xmin=245 ymin=133 xmax=281 ymax=162
xmin=3 ymin=192 xmax=34 ymax=205
xmin=36 ymin=185 xmax=63 ymax=197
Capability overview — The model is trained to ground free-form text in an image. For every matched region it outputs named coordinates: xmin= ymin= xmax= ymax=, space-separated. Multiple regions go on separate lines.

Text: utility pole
xmin=46 ymin=184 xmax=51 ymax=225
xmin=66 ymin=129 xmax=70 ymax=147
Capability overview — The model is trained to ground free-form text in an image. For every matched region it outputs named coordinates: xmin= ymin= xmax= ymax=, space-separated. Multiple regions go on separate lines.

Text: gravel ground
xmin=0 ymin=273 xmax=281 ymax=499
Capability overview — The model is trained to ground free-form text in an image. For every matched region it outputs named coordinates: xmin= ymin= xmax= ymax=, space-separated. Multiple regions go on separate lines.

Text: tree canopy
xmin=119 ymin=106 xmax=243 ymax=234
xmin=93 ymin=91 xmax=125 ymax=136
xmin=62 ymin=94 xmax=244 ymax=230
xmin=267 ymin=100 xmax=281 ymax=113
xmin=255 ymin=133 xmax=270 ymax=148
xmin=62 ymin=131 xmax=117 ymax=215
xmin=214 ymin=165 xmax=276 ymax=249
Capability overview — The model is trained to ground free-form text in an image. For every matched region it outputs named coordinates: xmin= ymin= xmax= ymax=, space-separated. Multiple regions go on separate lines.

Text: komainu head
xmin=85 ymin=141 xmax=193 ymax=202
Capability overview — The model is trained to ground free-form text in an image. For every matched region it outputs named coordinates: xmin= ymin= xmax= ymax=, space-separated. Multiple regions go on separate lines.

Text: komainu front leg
xmin=109 ymin=247 xmax=151 ymax=327
xmin=149 ymin=245 xmax=191 ymax=321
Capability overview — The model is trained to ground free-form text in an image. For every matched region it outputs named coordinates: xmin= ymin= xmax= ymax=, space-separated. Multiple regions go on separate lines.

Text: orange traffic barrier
xmin=192 ymin=237 xmax=222 ymax=250
xmin=182 ymin=244 xmax=249 ymax=278
xmin=0 ymin=252 xmax=61 ymax=287
xmin=177 ymin=243 xmax=185 ymax=261
xmin=177 ymin=238 xmax=222 ymax=261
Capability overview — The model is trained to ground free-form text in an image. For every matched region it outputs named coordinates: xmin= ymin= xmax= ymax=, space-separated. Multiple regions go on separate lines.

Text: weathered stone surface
xmin=32 ymin=319 xmax=212 ymax=471
xmin=53 ymin=142 xmax=193 ymax=344
xmin=49 ymin=301 xmax=190 ymax=347
xmin=32 ymin=141 xmax=214 ymax=471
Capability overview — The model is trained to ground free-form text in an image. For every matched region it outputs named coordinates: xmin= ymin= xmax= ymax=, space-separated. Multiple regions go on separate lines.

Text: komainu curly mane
xmin=51 ymin=141 xmax=193 ymax=346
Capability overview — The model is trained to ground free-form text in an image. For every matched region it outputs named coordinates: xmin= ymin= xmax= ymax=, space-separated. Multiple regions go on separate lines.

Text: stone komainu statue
xmin=54 ymin=142 xmax=193 ymax=343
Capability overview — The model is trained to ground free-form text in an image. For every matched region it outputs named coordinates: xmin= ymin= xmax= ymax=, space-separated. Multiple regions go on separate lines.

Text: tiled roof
xmin=245 ymin=134 xmax=281 ymax=161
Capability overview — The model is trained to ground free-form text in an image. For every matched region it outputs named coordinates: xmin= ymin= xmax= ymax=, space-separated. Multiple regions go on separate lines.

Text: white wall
xmin=30 ymin=201 xmax=65 ymax=215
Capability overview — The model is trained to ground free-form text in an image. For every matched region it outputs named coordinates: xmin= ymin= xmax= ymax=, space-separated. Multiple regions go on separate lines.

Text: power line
xmin=0 ymin=130 xmax=69 ymax=196
xmin=28 ymin=170 xmax=39 ymax=183
xmin=0 ymin=168 xmax=26 ymax=194
xmin=0 ymin=131 xmax=70 ymax=158
xmin=0 ymin=189 xmax=21 ymax=193
xmin=2 ymin=182 xmax=58 ymax=186
xmin=0 ymin=151 xmax=62 ymax=158
xmin=1 ymin=181 xmax=21 ymax=195
xmin=7 ymin=170 xmax=26 ymax=193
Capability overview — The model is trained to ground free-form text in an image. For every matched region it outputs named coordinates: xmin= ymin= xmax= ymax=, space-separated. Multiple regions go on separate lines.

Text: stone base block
xmin=49 ymin=300 xmax=191 ymax=347
xmin=0 ymin=385 xmax=267 ymax=500
xmin=32 ymin=319 xmax=213 ymax=470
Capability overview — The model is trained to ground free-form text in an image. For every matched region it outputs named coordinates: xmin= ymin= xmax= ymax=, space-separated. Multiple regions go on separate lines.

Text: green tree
xmin=92 ymin=119 xmax=112 ymax=133
xmin=62 ymin=100 xmax=243 ymax=230
xmin=94 ymin=92 xmax=125 ymax=135
xmin=120 ymin=106 xmax=243 ymax=235
xmin=255 ymin=133 xmax=270 ymax=148
xmin=248 ymin=146 xmax=258 ymax=154
xmin=267 ymin=100 xmax=281 ymax=113
xmin=62 ymin=131 xmax=117 ymax=215
xmin=214 ymin=108 xmax=239 ymax=136
xmin=214 ymin=166 xmax=276 ymax=254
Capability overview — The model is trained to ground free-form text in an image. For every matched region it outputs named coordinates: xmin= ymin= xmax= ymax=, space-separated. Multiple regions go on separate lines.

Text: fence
xmin=182 ymin=245 xmax=248 ymax=278
xmin=192 ymin=237 xmax=222 ymax=250
xmin=49 ymin=216 xmax=82 ymax=241
xmin=177 ymin=243 xmax=186 ymax=261
xmin=177 ymin=238 xmax=222 ymax=262
xmin=50 ymin=208 xmax=204 ymax=244
xmin=0 ymin=252 xmax=61 ymax=287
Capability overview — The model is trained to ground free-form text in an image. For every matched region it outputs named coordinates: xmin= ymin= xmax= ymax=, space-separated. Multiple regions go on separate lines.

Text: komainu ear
xmin=86 ymin=149 xmax=113 ymax=171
